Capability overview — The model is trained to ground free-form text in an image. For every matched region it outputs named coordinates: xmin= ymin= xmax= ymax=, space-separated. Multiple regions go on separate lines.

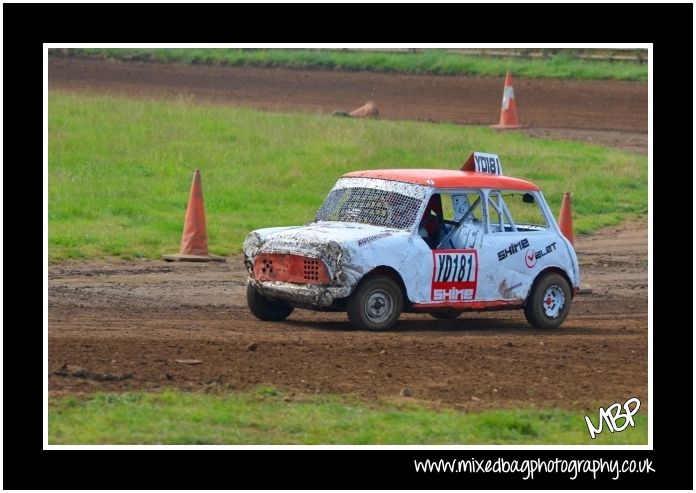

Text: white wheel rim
xmin=542 ymin=285 xmax=565 ymax=318
xmin=365 ymin=289 xmax=393 ymax=323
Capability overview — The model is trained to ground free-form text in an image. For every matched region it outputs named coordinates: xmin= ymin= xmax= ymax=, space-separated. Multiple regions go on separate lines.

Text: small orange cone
xmin=558 ymin=192 xmax=575 ymax=246
xmin=491 ymin=72 xmax=525 ymax=129
xmin=163 ymin=170 xmax=225 ymax=262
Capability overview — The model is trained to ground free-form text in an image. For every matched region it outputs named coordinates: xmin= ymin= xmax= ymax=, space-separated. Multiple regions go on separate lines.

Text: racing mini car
xmin=243 ymin=152 xmax=579 ymax=330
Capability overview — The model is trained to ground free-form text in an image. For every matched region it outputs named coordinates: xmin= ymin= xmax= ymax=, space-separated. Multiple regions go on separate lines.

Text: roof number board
xmin=461 ymin=152 xmax=504 ymax=175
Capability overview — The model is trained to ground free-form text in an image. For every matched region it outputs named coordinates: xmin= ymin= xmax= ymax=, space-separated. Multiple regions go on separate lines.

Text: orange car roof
xmin=343 ymin=169 xmax=540 ymax=191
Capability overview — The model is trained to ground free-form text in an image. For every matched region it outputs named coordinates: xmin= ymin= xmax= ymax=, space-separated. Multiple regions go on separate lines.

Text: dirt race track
xmin=48 ymin=58 xmax=648 ymax=154
xmin=49 ymin=223 xmax=648 ymax=411
xmin=48 ymin=59 xmax=648 ymax=410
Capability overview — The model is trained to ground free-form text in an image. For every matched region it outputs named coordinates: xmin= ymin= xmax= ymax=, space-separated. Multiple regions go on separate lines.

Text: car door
xmin=410 ymin=190 xmax=485 ymax=305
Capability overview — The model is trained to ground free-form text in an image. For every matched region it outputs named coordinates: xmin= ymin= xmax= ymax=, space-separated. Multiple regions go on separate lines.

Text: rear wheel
xmin=429 ymin=311 xmax=462 ymax=320
xmin=347 ymin=275 xmax=403 ymax=331
xmin=524 ymin=273 xmax=571 ymax=329
xmin=247 ymin=284 xmax=294 ymax=321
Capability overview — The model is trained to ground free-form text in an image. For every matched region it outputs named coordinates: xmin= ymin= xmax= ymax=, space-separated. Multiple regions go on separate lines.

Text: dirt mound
xmin=349 ymin=101 xmax=379 ymax=118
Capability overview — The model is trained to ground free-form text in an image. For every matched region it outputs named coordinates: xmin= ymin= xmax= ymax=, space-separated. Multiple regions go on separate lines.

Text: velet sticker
xmin=431 ymin=249 xmax=478 ymax=302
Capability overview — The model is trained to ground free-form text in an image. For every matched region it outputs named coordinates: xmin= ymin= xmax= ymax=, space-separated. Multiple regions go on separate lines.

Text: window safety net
xmin=316 ymin=187 xmax=423 ymax=230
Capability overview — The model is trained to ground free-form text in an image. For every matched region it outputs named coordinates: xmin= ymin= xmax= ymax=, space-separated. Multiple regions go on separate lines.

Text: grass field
xmin=54 ymin=48 xmax=648 ymax=81
xmin=49 ymin=387 xmax=647 ymax=445
xmin=48 ymin=92 xmax=647 ymax=261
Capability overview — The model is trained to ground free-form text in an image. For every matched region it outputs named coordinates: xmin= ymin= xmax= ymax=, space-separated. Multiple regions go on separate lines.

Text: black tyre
xmin=247 ymin=283 xmax=294 ymax=321
xmin=429 ymin=311 xmax=462 ymax=320
xmin=524 ymin=273 xmax=571 ymax=329
xmin=347 ymin=275 xmax=403 ymax=331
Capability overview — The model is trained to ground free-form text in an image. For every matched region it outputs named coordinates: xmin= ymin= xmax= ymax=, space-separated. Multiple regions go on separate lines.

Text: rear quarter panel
xmin=479 ymin=231 xmax=578 ymax=301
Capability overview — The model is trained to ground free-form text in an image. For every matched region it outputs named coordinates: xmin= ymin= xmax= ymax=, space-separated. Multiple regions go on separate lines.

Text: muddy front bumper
xmin=245 ymin=250 xmax=353 ymax=307
xmin=249 ymin=279 xmax=352 ymax=307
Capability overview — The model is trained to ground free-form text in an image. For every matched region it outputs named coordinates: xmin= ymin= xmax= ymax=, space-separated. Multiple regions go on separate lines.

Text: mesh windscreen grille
xmin=316 ymin=187 xmax=422 ymax=230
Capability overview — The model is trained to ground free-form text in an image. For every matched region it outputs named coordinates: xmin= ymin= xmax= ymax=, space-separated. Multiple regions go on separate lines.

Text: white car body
xmin=243 ymin=153 xmax=579 ymax=330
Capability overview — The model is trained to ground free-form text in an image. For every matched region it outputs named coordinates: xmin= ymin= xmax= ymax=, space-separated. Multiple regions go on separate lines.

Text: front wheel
xmin=524 ymin=273 xmax=571 ymax=329
xmin=247 ymin=284 xmax=294 ymax=321
xmin=347 ymin=275 xmax=403 ymax=331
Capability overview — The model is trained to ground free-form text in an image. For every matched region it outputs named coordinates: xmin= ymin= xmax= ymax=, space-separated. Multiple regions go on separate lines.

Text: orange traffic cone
xmin=558 ymin=192 xmax=575 ymax=246
xmin=163 ymin=170 xmax=225 ymax=262
xmin=491 ymin=72 xmax=525 ymax=129
xmin=559 ymin=192 xmax=591 ymax=294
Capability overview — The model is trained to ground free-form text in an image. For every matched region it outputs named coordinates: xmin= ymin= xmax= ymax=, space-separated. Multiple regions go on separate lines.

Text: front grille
xmin=303 ymin=259 xmax=320 ymax=282
xmin=260 ymin=257 xmax=273 ymax=275
xmin=253 ymin=254 xmax=330 ymax=285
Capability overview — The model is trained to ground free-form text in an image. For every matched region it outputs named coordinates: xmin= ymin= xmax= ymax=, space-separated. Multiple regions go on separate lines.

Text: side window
xmin=419 ymin=192 xmax=484 ymax=249
xmin=419 ymin=193 xmax=445 ymax=249
xmin=487 ymin=191 xmax=510 ymax=233
xmin=452 ymin=192 xmax=483 ymax=223
xmin=440 ymin=193 xmax=456 ymax=224
xmin=449 ymin=191 xmax=484 ymax=249
xmin=487 ymin=190 xmax=549 ymax=233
